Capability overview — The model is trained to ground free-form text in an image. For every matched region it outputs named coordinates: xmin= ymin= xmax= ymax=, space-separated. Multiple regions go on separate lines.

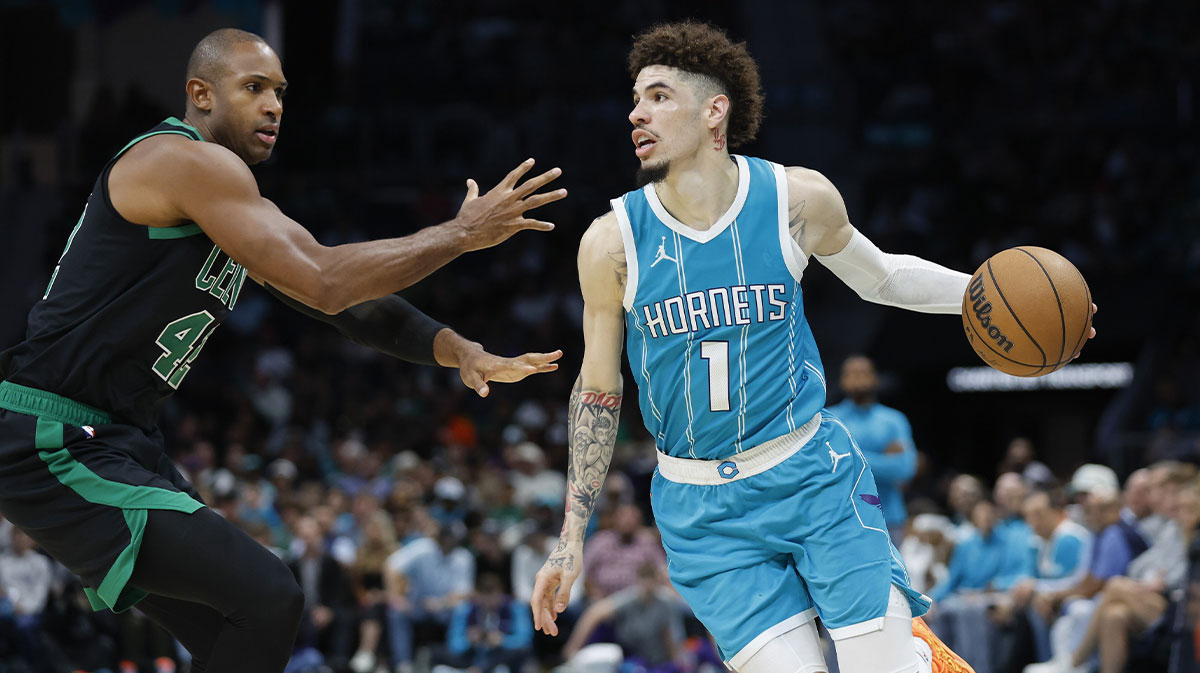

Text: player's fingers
xmin=513 ymin=167 xmax=563 ymax=198
xmin=516 ymin=219 xmax=557 ymax=232
xmin=518 ymin=189 xmax=569 ymax=212
xmin=464 ymin=178 xmax=479 ymax=202
xmin=1091 ymin=303 xmax=1098 ymax=315
xmin=461 ymin=368 xmax=489 ymax=397
xmin=500 ymin=158 xmax=536 ymax=189
xmin=523 ymin=349 xmax=564 ymax=365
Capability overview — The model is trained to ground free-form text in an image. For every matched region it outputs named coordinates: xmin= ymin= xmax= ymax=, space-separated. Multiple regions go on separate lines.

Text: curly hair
xmin=628 ymin=21 xmax=764 ymax=148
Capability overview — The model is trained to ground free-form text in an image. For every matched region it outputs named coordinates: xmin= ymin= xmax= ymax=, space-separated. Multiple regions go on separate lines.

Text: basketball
xmin=961 ymin=247 xmax=1092 ymax=377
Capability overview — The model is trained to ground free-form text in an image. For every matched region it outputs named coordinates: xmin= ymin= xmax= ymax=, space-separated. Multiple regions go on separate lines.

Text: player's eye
xmin=246 ymin=83 xmax=261 ymax=92
xmin=655 ymin=93 xmax=667 ymax=102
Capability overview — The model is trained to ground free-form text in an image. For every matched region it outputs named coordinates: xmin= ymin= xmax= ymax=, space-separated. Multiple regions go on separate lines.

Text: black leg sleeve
xmin=129 ymin=508 xmax=304 ymax=673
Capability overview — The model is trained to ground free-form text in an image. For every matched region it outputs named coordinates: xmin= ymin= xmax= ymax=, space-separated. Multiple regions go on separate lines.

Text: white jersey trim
xmin=772 ymin=162 xmax=809 ymax=282
xmin=644 ymin=155 xmax=751 ymax=244
xmin=610 ymin=197 xmax=640 ymax=310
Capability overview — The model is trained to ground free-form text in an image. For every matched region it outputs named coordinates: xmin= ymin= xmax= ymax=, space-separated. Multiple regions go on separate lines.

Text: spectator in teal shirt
xmin=829 ymin=355 xmax=917 ymax=542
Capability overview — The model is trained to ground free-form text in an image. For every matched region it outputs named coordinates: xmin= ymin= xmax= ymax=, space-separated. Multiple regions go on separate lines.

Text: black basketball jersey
xmin=0 ymin=118 xmax=247 ymax=432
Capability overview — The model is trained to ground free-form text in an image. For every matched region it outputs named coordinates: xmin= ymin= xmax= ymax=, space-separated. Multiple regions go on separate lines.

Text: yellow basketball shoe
xmin=911 ymin=616 xmax=975 ymax=673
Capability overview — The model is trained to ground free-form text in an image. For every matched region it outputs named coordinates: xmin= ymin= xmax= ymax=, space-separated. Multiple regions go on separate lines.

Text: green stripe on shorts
xmin=35 ymin=419 xmax=204 ymax=612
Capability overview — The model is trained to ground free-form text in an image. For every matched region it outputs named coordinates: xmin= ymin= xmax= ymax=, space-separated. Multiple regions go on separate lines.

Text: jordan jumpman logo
xmin=651 ymin=236 xmax=677 ymax=267
xmin=828 ymin=443 xmax=850 ymax=473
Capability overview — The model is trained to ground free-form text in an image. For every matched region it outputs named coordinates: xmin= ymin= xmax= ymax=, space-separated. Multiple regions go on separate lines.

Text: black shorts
xmin=0 ymin=381 xmax=205 ymax=613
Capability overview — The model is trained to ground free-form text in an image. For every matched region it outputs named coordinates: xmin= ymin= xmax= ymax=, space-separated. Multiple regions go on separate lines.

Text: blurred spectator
xmin=508 ymin=442 xmax=566 ymax=509
xmin=0 ymin=529 xmax=52 ymax=671
xmin=350 ymin=510 xmax=399 ymax=673
xmin=1064 ymin=464 xmax=1119 ymax=527
xmin=948 ymin=474 xmax=985 ymax=542
xmin=430 ymin=477 xmax=470 ymax=529
xmin=563 ymin=562 xmax=687 ymax=673
xmin=1033 ymin=477 xmax=1200 ymax=673
xmin=931 ymin=500 xmax=1009 ymax=601
xmin=830 ymin=354 xmax=918 ymax=543
xmin=583 ymin=504 xmax=667 ymax=599
xmin=289 ymin=514 xmax=356 ymax=671
xmin=438 ymin=571 xmax=533 ymax=673
xmin=998 ymin=438 xmax=1054 ymax=489
xmin=385 ymin=522 xmax=475 ymax=673
xmin=1032 ymin=485 xmax=1148 ymax=665
xmin=900 ymin=511 xmax=953 ymax=594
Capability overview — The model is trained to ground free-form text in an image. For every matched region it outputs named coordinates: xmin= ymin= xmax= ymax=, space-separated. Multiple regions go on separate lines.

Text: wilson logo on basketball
xmin=967 ymin=275 xmax=1015 ymax=353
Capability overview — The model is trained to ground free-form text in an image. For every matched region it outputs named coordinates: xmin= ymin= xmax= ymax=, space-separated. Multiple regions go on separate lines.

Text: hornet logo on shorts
xmin=717 ymin=461 xmax=739 ymax=479
xmin=859 ymin=494 xmax=883 ymax=510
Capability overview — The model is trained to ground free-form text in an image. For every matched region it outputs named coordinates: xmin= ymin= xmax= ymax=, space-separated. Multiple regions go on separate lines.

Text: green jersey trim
xmin=0 ymin=381 xmax=113 ymax=427
xmin=112 ymin=129 xmax=195 ymax=161
xmin=147 ymin=223 xmax=204 ymax=239
xmin=33 ymin=418 xmax=204 ymax=612
xmin=162 ymin=117 xmax=206 ymax=141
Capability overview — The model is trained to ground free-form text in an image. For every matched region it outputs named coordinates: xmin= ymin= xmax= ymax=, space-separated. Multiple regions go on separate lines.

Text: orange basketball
xmin=961 ymin=247 xmax=1092 ymax=377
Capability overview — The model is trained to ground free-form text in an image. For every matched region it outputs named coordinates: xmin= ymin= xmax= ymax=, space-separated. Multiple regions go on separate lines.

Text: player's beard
xmin=635 ymin=160 xmax=670 ymax=187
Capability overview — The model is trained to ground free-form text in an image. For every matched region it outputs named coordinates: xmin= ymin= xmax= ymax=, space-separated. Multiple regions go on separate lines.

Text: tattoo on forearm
xmin=564 ymin=376 xmax=621 ymax=536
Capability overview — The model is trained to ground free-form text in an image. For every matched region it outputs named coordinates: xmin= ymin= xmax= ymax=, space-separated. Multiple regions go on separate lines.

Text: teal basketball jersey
xmin=615 ymin=155 xmax=827 ymax=460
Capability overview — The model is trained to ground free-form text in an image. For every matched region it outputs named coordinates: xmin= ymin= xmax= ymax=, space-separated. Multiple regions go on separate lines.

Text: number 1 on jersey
xmin=700 ymin=340 xmax=730 ymax=412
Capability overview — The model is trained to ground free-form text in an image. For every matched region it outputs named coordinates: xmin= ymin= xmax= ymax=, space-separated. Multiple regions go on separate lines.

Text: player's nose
xmin=629 ymin=101 xmax=650 ymax=126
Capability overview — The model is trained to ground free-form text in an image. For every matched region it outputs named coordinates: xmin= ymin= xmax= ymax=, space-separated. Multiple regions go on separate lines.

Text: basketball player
xmin=0 ymin=29 xmax=564 ymax=673
xmin=531 ymin=22 xmax=1094 ymax=673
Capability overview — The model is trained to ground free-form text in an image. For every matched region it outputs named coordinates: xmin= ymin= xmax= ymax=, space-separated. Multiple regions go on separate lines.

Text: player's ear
xmin=187 ymin=78 xmax=215 ymax=112
xmin=704 ymin=93 xmax=731 ymax=131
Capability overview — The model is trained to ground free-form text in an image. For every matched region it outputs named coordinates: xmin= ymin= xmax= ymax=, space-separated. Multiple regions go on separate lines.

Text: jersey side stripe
xmin=730 ymin=219 xmax=750 ymax=454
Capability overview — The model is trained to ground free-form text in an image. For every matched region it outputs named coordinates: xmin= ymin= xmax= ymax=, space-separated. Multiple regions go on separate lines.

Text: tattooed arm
xmin=531 ymin=212 xmax=627 ymax=636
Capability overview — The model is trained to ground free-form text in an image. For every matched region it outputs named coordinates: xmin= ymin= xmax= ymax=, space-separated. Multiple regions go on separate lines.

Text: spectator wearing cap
xmin=1065 ymin=464 xmax=1119 ymax=528
xmin=384 ymin=519 xmax=475 ymax=673
xmin=583 ymin=503 xmax=666 ymax=599
xmin=429 ymin=476 xmax=469 ymax=528
xmin=900 ymin=511 xmax=953 ymax=594
xmin=829 ymin=355 xmax=918 ymax=543
xmin=508 ymin=442 xmax=566 ymax=509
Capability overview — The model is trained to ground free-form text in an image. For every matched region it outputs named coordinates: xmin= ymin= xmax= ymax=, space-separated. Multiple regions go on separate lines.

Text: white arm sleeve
xmin=814 ymin=230 xmax=970 ymax=314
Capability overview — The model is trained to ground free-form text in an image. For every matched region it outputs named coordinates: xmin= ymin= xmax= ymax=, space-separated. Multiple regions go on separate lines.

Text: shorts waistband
xmin=0 ymin=381 xmax=113 ymax=427
xmin=656 ymin=413 xmax=822 ymax=485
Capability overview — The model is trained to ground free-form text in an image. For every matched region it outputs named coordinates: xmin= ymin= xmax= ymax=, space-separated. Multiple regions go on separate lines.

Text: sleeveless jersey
xmin=614 ymin=155 xmax=826 ymax=460
xmin=0 ymin=118 xmax=247 ymax=432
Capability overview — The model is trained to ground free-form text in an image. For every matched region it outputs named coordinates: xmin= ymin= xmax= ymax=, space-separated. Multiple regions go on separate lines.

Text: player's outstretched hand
xmin=457 ymin=347 xmax=563 ymax=398
xmin=531 ymin=537 xmax=583 ymax=636
xmin=454 ymin=158 xmax=567 ymax=252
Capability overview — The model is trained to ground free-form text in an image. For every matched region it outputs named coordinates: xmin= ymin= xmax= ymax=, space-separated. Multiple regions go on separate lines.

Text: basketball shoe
xmin=912 ymin=616 xmax=975 ymax=673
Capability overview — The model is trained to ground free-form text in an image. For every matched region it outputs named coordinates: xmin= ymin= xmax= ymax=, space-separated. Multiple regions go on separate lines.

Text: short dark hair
xmin=186 ymin=28 xmax=267 ymax=82
xmin=628 ymin=21 xmax=765 ymax=148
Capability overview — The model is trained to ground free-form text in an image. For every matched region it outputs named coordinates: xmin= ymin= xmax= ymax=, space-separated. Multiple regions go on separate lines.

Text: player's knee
xmin=248 ymin=566 xmax=304 ymax=628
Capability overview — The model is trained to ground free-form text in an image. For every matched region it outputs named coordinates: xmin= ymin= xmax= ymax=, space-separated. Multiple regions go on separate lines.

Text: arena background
xmin=0 ymin=0 xmax=1197 ymax=671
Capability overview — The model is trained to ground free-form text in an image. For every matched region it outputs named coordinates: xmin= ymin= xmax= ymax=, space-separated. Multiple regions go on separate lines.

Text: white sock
xmin=913 ymin=636 xmax=933 ymax=673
